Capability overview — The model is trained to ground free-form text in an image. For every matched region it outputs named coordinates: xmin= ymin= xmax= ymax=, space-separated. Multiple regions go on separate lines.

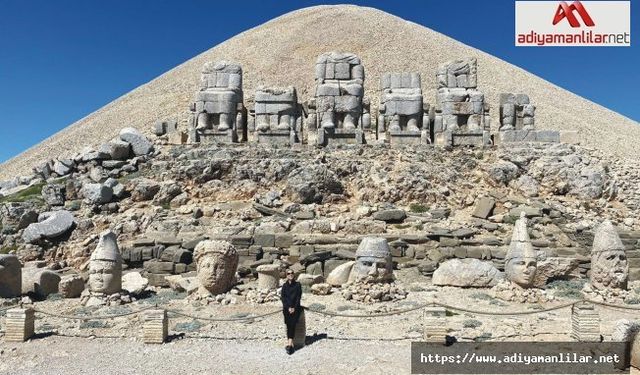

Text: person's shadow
xmin=302 ymin=332 xmax=327 ymax=347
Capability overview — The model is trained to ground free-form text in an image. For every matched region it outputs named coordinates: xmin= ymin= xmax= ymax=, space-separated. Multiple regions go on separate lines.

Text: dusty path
xmin=0 ymin=336 xmax=410 ymax=375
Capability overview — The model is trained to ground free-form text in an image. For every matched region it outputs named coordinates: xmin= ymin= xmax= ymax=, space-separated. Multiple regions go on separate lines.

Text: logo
xmin=552 ymin=1 xmax=595 ymax=27
xmin=516 ymin=1 xmax=630 ymax=46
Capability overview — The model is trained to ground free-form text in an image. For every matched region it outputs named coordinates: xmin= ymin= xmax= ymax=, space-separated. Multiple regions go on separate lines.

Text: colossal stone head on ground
xmin=194 ymin=240 xmax=239 ymax=295
xmin=349 ymin=237 xmax=394 ymax=283
xmin=89 ymin=230 xmax=123 ymax=295
xmin=505 ymin=213 xmax=537 ymax=288
xmin=590 ymin=220 xmax=628 ymax=290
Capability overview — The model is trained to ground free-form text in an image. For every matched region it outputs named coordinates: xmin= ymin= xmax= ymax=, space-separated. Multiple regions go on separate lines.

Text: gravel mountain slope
xmin=1 ymin=5 xmax=638 ymax=179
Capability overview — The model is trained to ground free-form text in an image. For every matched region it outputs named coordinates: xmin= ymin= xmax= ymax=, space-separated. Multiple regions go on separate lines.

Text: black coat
xmin=281 ymin=280 xmax=302 ymax=310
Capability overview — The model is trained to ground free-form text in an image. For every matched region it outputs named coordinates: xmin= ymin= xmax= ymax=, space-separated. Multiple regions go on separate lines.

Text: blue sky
xmin=0 ymin=0 xmax=637 ymax=163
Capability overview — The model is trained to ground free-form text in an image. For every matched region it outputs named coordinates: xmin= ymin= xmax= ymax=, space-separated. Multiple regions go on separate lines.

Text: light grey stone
xmin=22 ymin=210 xmax=75 ymax=244
xmin=82 ymin=183 xmax=113 ymax=205
xmin=58 ymin=274 xmax=85 ymax=298
xmin=22 ymin=268 xmax=60 ymax=299
xmin=432 ymin=259 xmax=503 ymax=287
xmin=99 ymin=140 xmax=131 ymax=160
xmin=119 ymin=128 xmax=153 ymax=156
xmin=122 ymin=272 xmax=149 ymax=295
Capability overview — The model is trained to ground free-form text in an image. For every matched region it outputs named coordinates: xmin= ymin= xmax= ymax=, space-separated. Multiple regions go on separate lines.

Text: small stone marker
xmin=143 ymin=309 xmax=168 ymax=344
xmin=5 ymin=308 xmax=35 ymax=342
xmin=423 ymin=307 xmax=447 ymax=344
xmin=571 ymin=303 xmax=601 ymax=342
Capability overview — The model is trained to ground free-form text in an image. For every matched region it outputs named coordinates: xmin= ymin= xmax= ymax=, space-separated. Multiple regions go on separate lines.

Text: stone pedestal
xmin=5 ymin=308 xmax=35 ymax=342
xmin=293 ymin=309 xmax=306 ymax=348
xmin=571 ymin=303 xmax=601 ymax=342
xmin=256 ymin=130 xmax=296 ymax=146
xmin=388 ymin=130 xmax=430 ymax=145
xmin=196 ymin=129 xmax=238 ymax=144
xmin=317 ymin=128 xmax=365 ymax=146
xmin=632 ymin=332 xmax=640 ymax=369
xmin=256 ymin=264 xmax=280 ymax=290
xmin=143 ymin=309 xmax=168 ymax=344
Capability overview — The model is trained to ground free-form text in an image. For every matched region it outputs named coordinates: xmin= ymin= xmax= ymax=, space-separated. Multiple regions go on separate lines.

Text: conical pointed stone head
xmin=90 ymin=230 xmax=122 ymax=263
xmin=505 ymin=212 xmax=537 ymax=288
xmin=592 ymin=220 xmax=625 ymax=254
xmin=505 ymin=212 xmax=536 ymax=261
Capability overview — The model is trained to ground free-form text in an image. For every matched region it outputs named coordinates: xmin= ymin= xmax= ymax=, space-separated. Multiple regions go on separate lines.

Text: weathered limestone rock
xmin=52 ymin=159 xmax=74 ymax=176
xmin=82 ymin=183 xmax=113 ymax=205
xmin=88 ymin=230 xmax=123 ymax=295
xmin=285 ymin=165 xmax=343 ymax=204
xmin=189 ymin=61 xmax=246 ymax=143
xmin=41 ymin=184 xmax=65 ymax=206
xmin=432 ymin=259 xmax=503 ymax=287
xmin=22 ymin=210 xmax=75 ymax=244
xmin=0 ymin=202 xmax=38 ymax=231
xmin=471 ymin=197 xmax=495 ymax=219
xmin=144 ymin=309 xmax=168 ymax=344
xmin=0 ymin=254 xmax=22 ymax=298
xmin=58 ymin=274 xmax=85 ymax=298
xmin=194 ymin=240 xmax=239 ymax=295
xmin=504 ymin=212 xmax=537 ymax=288
xmin=311 ymin=282 xmax=331 ymax=295
xmin=119 ymin=127 xmax=153 ymax=156
xmin=373 ymin=209 xmax=406 ymax=223
xmin=326 ymin=261 xmax=355 ymax=286
xmin=532 ymin=257 xmax=580 ymax=288
xmin=122 ymin=272 xmax=149 ymax=295
xmin=249 ymin=86 xmax=303 ymax=145
xmin=99 ymin=140 xmax=131 ymax=160
xmin=589 ymin=220 xmax=628 ymax=291
xmin=309 ymin=52 xmax=369 ymax=145
xmin=21 ymin=268 xmax=60 ymax=299
xmin=433 ymin=58 xmax=490 ymax=147
xmin=348 ymin=237 xmax=394 ymax=283
xmin=256 ymin=264 xmax=280 ymax=290
xmin=5 ymin=308 xmax=35 ymax=342
xmin=378 ymin=72 xmax=430 ymax=144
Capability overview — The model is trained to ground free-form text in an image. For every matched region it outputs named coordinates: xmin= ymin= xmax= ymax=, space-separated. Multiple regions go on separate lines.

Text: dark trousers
xmin=283 ymin=308 xmax=301 ymax=340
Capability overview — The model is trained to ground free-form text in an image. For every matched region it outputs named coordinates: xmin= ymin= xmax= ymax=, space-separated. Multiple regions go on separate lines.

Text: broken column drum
xmin=378 ymin=72 xmax=431 ymax=145
xmin=189 ymin=61 xmax=246 ymax=143
xmin=308 ymin=52 xmax=370 ymax=146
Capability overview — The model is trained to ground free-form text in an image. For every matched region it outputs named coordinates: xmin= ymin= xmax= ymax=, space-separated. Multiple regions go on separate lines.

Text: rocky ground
xmin=1 ymin=269 xmax=639 ymax=374
xmin=2 ymin=130 xmax=640 ymax=373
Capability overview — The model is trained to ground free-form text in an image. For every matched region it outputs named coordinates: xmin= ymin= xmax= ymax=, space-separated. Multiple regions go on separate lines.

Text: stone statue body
xmin=194 ymin=61 xmax=243 ymax=132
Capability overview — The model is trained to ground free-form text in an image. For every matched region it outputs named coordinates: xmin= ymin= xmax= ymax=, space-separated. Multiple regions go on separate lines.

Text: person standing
xmin=280 ymin=269 xmax=302 ymax=355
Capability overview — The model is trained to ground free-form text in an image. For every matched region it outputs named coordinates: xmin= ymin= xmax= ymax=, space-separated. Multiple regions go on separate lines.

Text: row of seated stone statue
xmin=186 ymin=52 xmax=559 ymax=147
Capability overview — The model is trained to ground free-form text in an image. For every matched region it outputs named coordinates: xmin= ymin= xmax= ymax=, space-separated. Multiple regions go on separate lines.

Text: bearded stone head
xmin=194 ymin=240 xmax=239 ymax=295
xmin=349 ymin=237 xmax=394 ymax=283
xmin=590 ymin=220 xmax=628 ymax=290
